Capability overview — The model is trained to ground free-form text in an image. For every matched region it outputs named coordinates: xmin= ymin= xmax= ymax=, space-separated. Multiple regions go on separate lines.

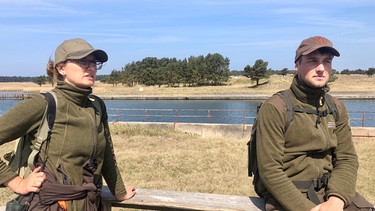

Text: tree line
xmin=102 ymin=56 xmax=375 ymax=87
xmin=0 ymin=75 xmax=107 ymax=86
xmin=1 ymin=54 xmax=374 ymax=87
xmin=103 ymin=53 xmax=230 ymax=87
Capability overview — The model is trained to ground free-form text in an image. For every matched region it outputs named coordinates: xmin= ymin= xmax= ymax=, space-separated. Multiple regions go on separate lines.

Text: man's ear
xmin=295 ymin=63 xmax=299 ymax=73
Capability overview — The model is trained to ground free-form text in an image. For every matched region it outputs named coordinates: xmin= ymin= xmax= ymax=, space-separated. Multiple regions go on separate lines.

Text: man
xmin=255 ymin=36 xmax=374 ymax=211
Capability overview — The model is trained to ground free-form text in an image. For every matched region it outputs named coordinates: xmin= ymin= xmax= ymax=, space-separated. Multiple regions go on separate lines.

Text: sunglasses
xmin=67 ymin=59 xmax=103 ymax=70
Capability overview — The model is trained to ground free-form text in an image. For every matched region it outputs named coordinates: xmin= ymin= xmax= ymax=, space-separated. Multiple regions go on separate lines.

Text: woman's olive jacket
xmin=0 ymin=82 xmax=126 ymax=210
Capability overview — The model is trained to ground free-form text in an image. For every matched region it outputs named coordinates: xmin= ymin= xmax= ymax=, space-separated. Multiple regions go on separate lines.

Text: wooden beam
xmin=101 ymin=186 xmax=264 ymax=211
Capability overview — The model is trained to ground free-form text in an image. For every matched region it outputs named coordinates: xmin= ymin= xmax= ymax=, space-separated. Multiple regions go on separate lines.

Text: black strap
xmin=324 ymin=94 xmax=338 ymax=122
xmin=41 ymin=92 xmax=56 ymax=130
xmin=89 ymin=95 xmax=103 ymax=133
xmin=293 ymin=107 xmax=332 ymax=117
xmin=279 ymin=91 xmax=339 ymax=131
xmin=293 ymin=173 xmax=330 ymax=205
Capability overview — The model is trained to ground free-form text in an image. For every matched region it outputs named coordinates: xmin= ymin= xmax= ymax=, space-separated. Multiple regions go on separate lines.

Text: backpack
xmin=3 ymin=91 xmax=103 ymax=178
xmin=4 ymin=91 xmax=57 ymax=178
xmin=247 ymin=90 xmax=338 ymax=196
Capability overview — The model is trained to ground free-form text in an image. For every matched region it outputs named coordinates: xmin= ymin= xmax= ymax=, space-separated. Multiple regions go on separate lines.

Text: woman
xmin=0 ymin=38 xmax=136 ymax=210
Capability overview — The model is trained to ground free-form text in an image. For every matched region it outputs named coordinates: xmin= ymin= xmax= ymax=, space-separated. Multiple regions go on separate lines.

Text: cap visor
xmin=67 ymin=49 xmax=108 ymax=62
xmin=302 ymin=46 xmax=340 ymax=57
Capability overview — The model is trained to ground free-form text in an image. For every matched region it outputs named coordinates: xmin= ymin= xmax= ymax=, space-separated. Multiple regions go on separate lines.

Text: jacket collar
xmin=290 ymin=75 xmax=329 ymax=106
xmin=55 ymin=81 xmax=93 ymax=106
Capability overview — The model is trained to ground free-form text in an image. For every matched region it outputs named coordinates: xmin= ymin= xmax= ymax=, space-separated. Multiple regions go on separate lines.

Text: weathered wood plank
xmin=101 ymin=186 xmax=265 ymax=211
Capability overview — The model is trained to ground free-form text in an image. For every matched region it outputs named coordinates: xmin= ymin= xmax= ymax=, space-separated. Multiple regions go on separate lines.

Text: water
xmin=0 ymin=99 xmax=19 ymax=114
xmin=2 ymin=94 xmax=375 ymax=127
xmin=105 ymin=99 xmax=260 ymax=124
xmin=104 ymin=99 xmax=375 ymax=127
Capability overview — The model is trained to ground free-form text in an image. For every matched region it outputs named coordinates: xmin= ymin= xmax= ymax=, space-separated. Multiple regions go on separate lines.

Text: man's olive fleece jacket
xmin=0 ymin=81 xmax=126 ymax=210
xmin=256 ymin=76 xmax=358 ymax=211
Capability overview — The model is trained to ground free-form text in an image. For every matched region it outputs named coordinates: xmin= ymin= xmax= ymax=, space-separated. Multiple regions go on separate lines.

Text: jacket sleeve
xmin=0 ymin=94 xmax=46 ymax=185
xmin=325 ymin=99 xmax=358 ymax=204
xmin=99 ymin=100 xmax=127 ymax=198
xmin=256 ymin=100 xmax=316 ymax=210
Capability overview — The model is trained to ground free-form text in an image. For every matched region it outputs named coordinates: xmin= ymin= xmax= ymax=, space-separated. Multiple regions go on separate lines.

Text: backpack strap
xmin=27 ymin=91 xmax=57 ymax=172
xmin=89 ymin=94 xmax=103 ymax=132
xmin=324 ymin=93 xmax=338 ymax=122
xmin=278 ymin=90 xmax=293 ymax=132
xmin=278 ymin=91 xmax=338 ymax=131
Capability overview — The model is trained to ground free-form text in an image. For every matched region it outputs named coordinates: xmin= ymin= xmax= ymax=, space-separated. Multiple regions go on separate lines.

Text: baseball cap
xmin=294 ymin=36 xmax=340 ymax=63
xmin=54 ymin=38 xmax=108 ymax=67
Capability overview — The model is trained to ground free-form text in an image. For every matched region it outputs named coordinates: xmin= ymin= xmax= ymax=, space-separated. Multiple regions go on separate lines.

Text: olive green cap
xmin=295 ymin=36 xmax=340 ymax=63
xmin=54 ymin=38 xmax=108 ymax=67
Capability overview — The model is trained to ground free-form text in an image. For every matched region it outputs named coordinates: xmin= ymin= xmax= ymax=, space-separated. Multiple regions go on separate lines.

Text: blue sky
xmin=1 ymin=0 xmax=374 ymax=77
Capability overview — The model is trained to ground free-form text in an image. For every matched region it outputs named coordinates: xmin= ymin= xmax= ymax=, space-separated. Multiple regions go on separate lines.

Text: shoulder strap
xmin=278 ymin=91 xmax=338 ymax=133
xmin=27 ymin=91 xmax=57 ymax=171
xmin=89 ymin=94 xmax=103 ymax=132
xmin=324 ymin=93 xmax=338 ymax=122
xmin=89 ymin=94 xmax=102 ymax=119
xmin=44 ymin=92 xmax=57 ymax=129
xmin=278 ymin=90 xmax=293 ymax=132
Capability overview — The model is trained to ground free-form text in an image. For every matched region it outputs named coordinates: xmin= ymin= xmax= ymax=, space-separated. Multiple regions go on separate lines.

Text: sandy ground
xmin=0 ymin=74 xmax=374 ymax=98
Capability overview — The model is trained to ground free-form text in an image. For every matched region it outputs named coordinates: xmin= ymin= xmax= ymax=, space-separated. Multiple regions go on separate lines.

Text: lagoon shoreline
xmin=2 ymin=91 xmax=375 ymax=101
xmin=1 ymin=74 xmax=375 ymax=100
xmin=98 ymin=91 xmax=375 ymax=100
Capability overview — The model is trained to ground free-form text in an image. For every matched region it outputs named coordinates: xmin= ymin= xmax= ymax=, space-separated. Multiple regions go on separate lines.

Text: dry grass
xmin=1 ymin=123 xmax=374 ymax=207
xmin=110 ymin=123 xmax=251 ymax=195
xmin=352 ymin=137 xmax=375 ymax=203
xmin=329 ymin=74 xmax=375 ymax=92
xmin=1 ymin=74 xmax=375 ymax=96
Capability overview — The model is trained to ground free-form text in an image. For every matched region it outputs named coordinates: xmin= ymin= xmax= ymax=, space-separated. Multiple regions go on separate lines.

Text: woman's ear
xmin=56 ymin=66 xmax=65 ymax=76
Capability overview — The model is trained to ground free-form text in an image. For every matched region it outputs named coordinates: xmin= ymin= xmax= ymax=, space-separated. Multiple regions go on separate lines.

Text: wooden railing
xmin=101 ymin=186 xmax=264 ymax=211
xmin=0 ymin=93 xmax=27 ymax=100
